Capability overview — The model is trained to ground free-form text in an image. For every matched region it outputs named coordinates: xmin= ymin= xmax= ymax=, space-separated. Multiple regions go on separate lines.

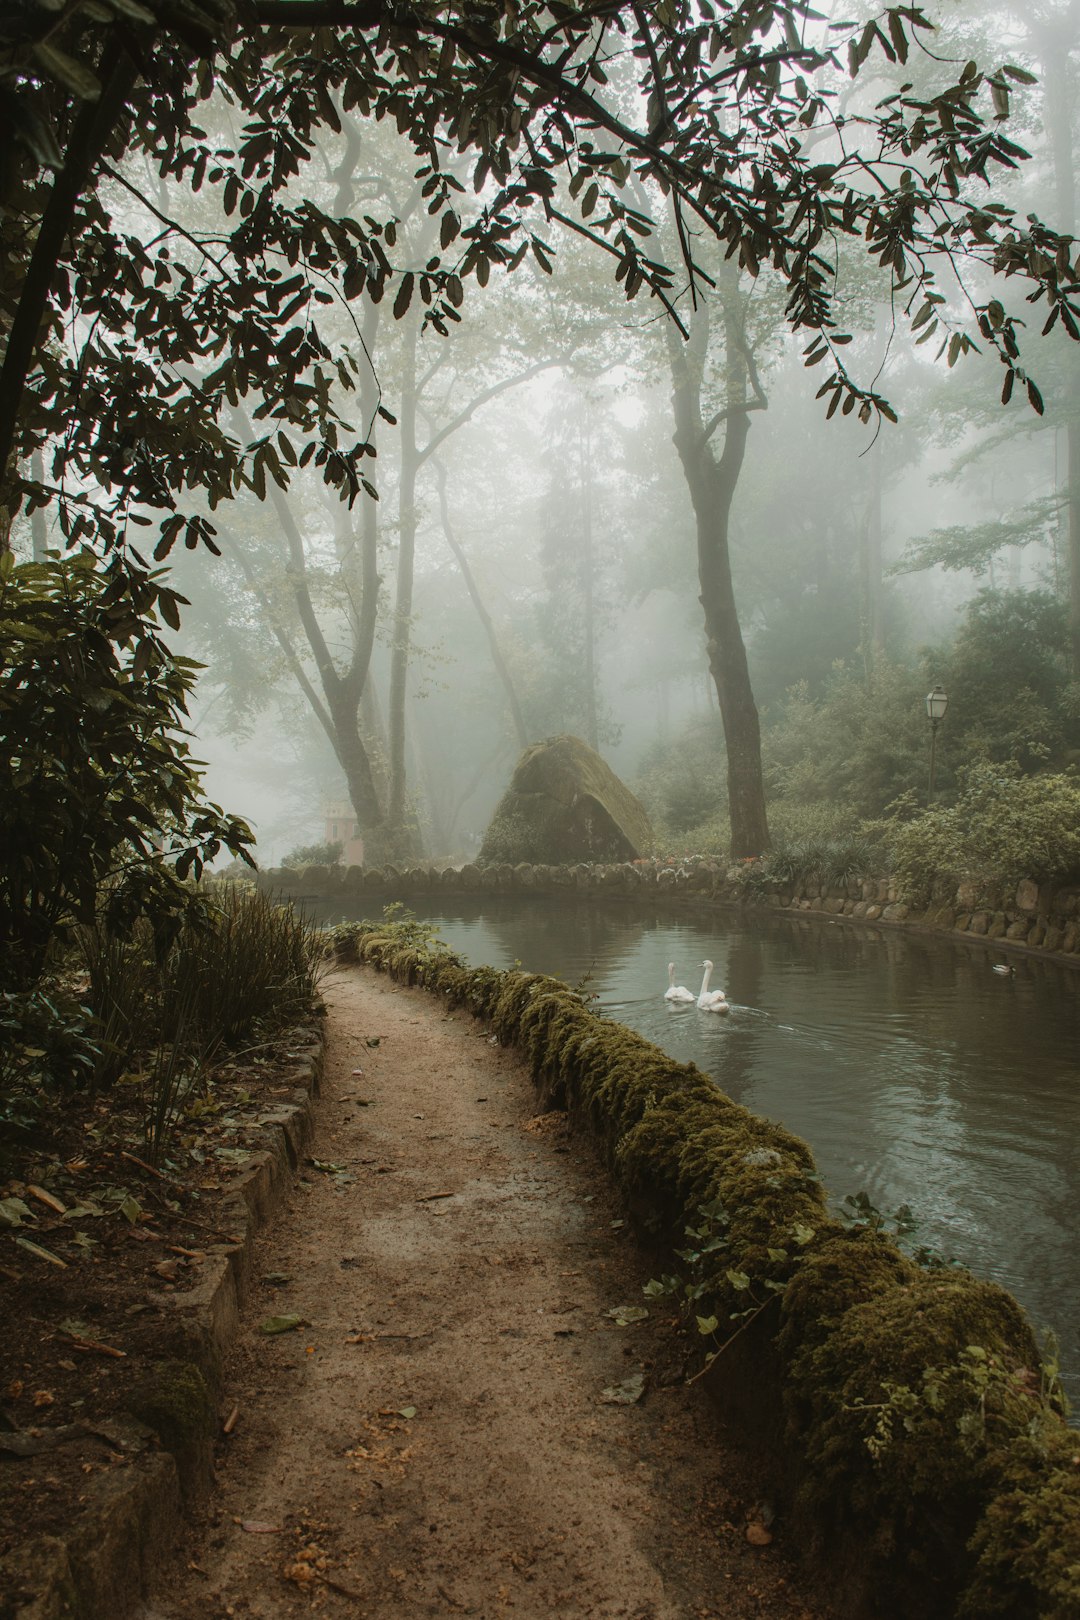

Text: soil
xmin=134 ymin=966 xmax=837 ymax=1620
xmin=1 ymin=959 xmax=839 ymax=1620
xmin=0 ymin=1020 xmax=319 ymax=1560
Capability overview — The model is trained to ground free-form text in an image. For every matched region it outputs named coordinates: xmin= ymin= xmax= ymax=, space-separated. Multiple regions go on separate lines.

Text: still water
xmin=318 ymin=894 xmax=1080 ymax=1397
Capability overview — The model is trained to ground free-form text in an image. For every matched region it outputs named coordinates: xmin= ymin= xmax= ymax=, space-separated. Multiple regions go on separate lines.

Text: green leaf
xmin=695 ymin=1314 xmax=719 ymax=1335
xmin=393 ymin=273 xmax=415 ymax=320
xmin=32 ymin=42 xmax=102 ymax=100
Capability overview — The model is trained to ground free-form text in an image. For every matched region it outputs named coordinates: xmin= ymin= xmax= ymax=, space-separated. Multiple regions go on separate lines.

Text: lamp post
xmin=926 ymin=685 xmax=948 ymax=803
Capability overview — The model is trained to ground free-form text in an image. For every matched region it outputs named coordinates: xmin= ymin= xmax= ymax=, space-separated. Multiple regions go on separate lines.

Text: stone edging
xmin=257 ymin=858 xmax=1080 ymax=971
xmin=3 ymin=1024 xmax=325 ymax=1620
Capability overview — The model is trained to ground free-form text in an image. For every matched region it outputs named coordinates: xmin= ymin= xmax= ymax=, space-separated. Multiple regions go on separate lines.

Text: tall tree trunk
xmin=230 ymin=402 xmax=389 ymax=854
xmin=860 ymin=439 xmax=885 ymax=677
xmin=580 ymin=414 xmax=600 ymax=751
xmin=432 ymin=457 xmax=529 ymax=752
xmin=667 ymin=300 xmax=770 ymax=858
xmin=386 ymin=316 xmax=423 ymax=859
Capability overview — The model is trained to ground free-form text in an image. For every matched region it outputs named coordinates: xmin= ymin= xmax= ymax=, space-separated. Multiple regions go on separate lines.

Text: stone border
xmin=256 ymin=858 xmax=1080 ymax=970
xmin=3 ymin=1024 xmax=325 ymax=1620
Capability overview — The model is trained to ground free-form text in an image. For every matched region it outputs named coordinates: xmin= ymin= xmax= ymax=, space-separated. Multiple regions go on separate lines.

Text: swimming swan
xmin=665 ymin=964 xmax=695 ymax=1003
xmin=697 ymin=960 xmax=730 ymax=1013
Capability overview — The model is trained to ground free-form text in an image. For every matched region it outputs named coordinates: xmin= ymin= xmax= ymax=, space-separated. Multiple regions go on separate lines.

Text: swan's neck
xmin=668 ymin=964 xmax=676 ymax=988
xmin=699 ymin=964 xmax=712 ymax=998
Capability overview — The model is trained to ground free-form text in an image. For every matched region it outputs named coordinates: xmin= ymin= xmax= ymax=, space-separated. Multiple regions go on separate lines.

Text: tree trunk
xmin=386 ymin=315 xmax=424 ymax=860
xmin=860 ymin=439 xmax=885 ymax=676
xmin=432 ymin=457 xmax=529 ymax=752
xmin=667 ymin=301 xmax=770 ymax=858
xmin=580 ymin=414 xmax=600 ymax=751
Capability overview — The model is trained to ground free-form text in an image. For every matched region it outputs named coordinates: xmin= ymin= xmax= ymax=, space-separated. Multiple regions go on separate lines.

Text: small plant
xmin=0 ymin=989 xmax=100 ymax=1162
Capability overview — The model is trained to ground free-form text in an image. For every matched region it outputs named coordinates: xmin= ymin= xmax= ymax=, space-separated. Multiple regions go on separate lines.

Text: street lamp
xmin=925 ymin=685 xmax=949 ymax=802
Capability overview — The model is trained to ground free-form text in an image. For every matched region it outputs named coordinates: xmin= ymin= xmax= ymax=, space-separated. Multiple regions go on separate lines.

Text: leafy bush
xmin=0 ymin=989 xmax=99 ymax=1161
xmin=282 ymin=840 xmax=343 ymax=869
xmin=0 ymin=552 xmax=255 ymax=990
xmin=883 ymin=765 xmax=1080 ymax=905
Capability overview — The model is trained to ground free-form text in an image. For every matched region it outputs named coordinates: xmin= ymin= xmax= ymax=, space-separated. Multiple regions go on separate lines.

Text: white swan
xmin=697 ymin=960 xmax=730 ymax=1013
xmin=665 ymin=963 xmax=695 ymax=1003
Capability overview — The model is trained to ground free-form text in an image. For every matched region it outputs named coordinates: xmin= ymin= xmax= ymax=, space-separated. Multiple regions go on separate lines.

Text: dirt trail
xmin=141 ymin=966 xmax=830 ymax=1620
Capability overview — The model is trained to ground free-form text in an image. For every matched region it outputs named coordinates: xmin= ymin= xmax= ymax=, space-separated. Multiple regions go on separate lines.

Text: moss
xmin=479 ymin=734 xmax=654 ymax=864
xmin=786 ymin=1271 xmax=1049 ymax=1579
xmin=962 ymin=1431 xmax=1080 ymax=1619
xmin=131 ymin=1358 xmax=216 ymax=1500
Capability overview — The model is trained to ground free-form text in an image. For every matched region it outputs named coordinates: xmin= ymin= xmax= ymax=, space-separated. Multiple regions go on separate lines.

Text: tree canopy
xmin=3 ymin=0 xmax=1080 ymax=587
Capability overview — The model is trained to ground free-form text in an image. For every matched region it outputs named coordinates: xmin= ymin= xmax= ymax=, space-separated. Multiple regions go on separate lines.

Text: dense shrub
xmin=0 ymin=553 xmax=255 ymax=990
xmin=882 ymin=765 xmax=1080 ymax=905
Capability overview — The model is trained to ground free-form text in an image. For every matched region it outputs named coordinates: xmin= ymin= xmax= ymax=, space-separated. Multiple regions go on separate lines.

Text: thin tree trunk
xmin=667 ymin=299 xmax=770 ymax=858
xmin=860 ymin=439 xmax=885 ymax=677
xmin=580 ymin=414 xmax=600 ymax=751
xmin=432 ymin=456 xmax=529 ymax=752
xmin=386 ymin=316 xmax=423 ymax=858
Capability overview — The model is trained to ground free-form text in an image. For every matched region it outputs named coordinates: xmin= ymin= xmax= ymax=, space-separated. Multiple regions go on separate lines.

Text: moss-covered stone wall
xmin=259 ymin=858 xmax=1080 ymax=970
xmin=334 ymin=923 xmax=1080 ymax=1620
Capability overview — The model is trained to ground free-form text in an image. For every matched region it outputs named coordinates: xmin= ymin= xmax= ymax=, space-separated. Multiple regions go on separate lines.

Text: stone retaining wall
xmin=258 ymin=859 xmax=1080 ymax=964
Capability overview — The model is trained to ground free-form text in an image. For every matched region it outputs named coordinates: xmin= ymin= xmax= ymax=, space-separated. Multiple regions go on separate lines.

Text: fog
xmin=15 ymin=0 xmax=1074 ymax=868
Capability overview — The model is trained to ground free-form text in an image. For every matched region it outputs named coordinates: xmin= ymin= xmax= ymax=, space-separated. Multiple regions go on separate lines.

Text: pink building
xmin=323 ymin=803 xmax=365 ymax=866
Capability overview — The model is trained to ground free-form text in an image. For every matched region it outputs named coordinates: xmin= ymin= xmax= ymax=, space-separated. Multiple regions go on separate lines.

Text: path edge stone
xmin=2 ymin=1021 xmax=326 ymax=1620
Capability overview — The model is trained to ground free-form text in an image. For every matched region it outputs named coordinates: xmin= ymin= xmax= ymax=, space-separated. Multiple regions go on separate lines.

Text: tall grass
xmin=76 ymin=884 xmax=324 ymax=1161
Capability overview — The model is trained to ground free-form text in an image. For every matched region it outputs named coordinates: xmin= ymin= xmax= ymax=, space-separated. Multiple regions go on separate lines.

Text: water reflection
xmin=315 ymin=895 xmax=1080 ymax=1398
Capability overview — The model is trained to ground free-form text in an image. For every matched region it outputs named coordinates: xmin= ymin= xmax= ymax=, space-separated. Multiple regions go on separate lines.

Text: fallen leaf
xmin=259 ymin=1314 xmax=307 ymax=1335
xmin=398 ymin=1406 xmax=417 ymax=1419
xmin=14 ymin=1236 xmax=67 ymax=1268
xmin=26 ymin=1184 xmax=66 ymax=1216
xmin=745 ymin=1521 xmax=773 ymax=1546
xmin=599 ymin=1372 xmax=646 ymax=1405
xmin=118 ymin=1194 xmax=142 ymax=1225
xmin=364 ymin=1037 xmax=381 ymax=1048
xmin=607 ymin=1305 xmax=649 ymax=1327
xmin=240 ymin=1520 xmax=283 ymax=1534
xmin=32 ymin=1390 xmax=55 ymax=1408
xmin=0 ymin=1197 xmax=33 ymax=1229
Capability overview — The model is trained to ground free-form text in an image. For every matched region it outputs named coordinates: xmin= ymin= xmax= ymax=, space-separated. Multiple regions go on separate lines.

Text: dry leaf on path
xmin=599 ymin=1372 xmax=646 ymax=1405
xmin=745 ymin=1520 xmax=773 ymax=1546
xmin=259 ymin=1314 xmax=308 ymax=1335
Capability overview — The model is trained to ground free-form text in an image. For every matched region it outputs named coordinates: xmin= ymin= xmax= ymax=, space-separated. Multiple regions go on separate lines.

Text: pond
xmin=315 ymin=893 xmax=1080 ymax=1402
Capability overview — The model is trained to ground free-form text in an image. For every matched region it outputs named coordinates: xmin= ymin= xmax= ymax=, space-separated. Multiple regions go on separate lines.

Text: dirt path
xmin=141 ymin=966 xmax=831 ymax=1620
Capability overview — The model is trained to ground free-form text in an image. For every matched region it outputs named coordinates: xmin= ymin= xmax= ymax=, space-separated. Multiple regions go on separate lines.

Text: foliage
xmin=0 ymin=988 xmax=99 ymax=1160
xmin=936 ymin=589 xmax=1075 ymax=774
xmin=3 ymin=0 xmax=1080 ymax=582
xmin=881 ymin=763 xmax=1080 ymax=905
xmin=30 ymin=887 xmax=325 ymax=1161
xmin=282 ymin=840 xmax=343 ymax=870
xmin=0 ymin=553 xmax=255 ymax=990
